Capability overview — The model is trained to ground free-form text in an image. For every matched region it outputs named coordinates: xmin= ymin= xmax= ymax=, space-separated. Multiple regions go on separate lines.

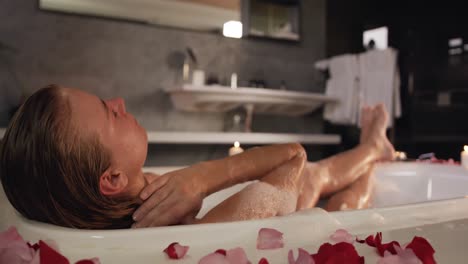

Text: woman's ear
xmin=99 ymin=169 xmax=129 ymax=196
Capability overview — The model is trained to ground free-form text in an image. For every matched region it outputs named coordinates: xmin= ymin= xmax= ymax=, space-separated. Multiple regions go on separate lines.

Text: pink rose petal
xmin=257 ymin=228 xmax=284 ymax=250
xmin=0 ymin=227 xmax=23 ymax=246
xmin=330 ymin=229 xmax=355 ymax=244
xmin=199 ymin=247 xmax=251 ymax=264
xmin=377 ymin=246 xmax=422 ymax=264
xmin=225 ymin=247 xmax=251 ymax=264
xmin=174 ymin=243 xmax=189 ymax=258
xmin=0 ymin=227 xmax=37 ymax=264
xmin=288 ymin=248 xmax=314 ymax=264
xmin=163 ymin=242 xmax=189 ymax=259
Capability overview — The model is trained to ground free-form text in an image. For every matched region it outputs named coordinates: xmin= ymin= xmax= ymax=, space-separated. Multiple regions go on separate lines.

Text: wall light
xmin=223 ymin=21 xmax=242 ymax=39
xmin=363 ymin=26 xmax=388 ymax=50
xmin=449 ymin=38 xmax=463 ymax=47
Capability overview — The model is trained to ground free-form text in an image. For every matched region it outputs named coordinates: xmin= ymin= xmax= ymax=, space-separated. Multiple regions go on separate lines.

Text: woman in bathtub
xmin=0 ymin=85 xmax=394 ymax=229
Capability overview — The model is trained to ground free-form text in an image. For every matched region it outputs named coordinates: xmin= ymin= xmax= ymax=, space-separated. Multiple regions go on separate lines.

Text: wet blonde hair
xmin=0 ymin=85 xmax=138 ymax=229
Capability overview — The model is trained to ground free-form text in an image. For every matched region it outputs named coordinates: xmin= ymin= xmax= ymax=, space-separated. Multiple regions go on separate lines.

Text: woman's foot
xmin=364 ymin=104 xmax=395 ymax=161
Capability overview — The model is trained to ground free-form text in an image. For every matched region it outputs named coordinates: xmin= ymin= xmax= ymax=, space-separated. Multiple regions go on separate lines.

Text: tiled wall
xmin=0 ymin=0 xmax=328 ymax=165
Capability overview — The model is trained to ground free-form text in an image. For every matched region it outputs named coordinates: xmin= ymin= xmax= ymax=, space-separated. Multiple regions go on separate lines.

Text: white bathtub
xmin=1 ymin=162 xmax=468 ymax=263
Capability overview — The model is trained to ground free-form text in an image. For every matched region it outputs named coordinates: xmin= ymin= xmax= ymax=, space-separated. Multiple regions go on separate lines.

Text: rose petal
xmin=0 ymin=227 xmax=37 ymax=264
xmin=257 ymin=228 xmax=284 ymax=250
xmin=380 ymin=241 xmax=401 ymax=256
xmin=405 ymin=237 xmax=436 ymax=264
xmin=39 ymin=240 xmax=70 ymax=264
xmin=215 ymin=249 xmax=227 ymax=256
xmin=330 ymin=229 xmax=355 ymax=244
xmin=288 ymin=248 xmax=314 ymax=264
xmin=0 ymin=227 xmax=23 ymax=247
xmin=75 ymin=258 xmax=101 ymax=264
xmin=199 ymin=247 xmax=250 ymax=264
xmin=356 ymin=232 xmax=400 ymax=256
xmin=312 ymin=242 xmax=364 ymax=264
xmin=30 ymin=250 xmax=40 ymax=264
xmin=288 ymin=249 xmax=295 ymax=264
xmin=258 ymin=257 xmax=269 ymax=264
xmin=27 ymin=242 xmax=40 ymax=251
xmin=225 ymin=247 xmax=251 ymax=264
xmin=163 ymin=242 xmax=189 ymax=259
xmin=198 ymin=253 xmax=230 ymax=264
xmin=377 ymin=246 xmax=422 ymax=264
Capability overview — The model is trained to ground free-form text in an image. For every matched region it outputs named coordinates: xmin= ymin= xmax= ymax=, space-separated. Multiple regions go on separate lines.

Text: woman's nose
xmin=107 ymin=98 xmax=126 ymax=115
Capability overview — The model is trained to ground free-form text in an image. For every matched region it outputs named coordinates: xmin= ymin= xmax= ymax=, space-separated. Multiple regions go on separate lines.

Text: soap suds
xmin=234 ymin=181 xmax=297 ymax=221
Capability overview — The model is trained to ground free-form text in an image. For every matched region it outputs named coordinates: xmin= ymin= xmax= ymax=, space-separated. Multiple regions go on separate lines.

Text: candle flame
xmin=465 ymin=145 xmax=468 ymax=152
xmin=234 ymin=141 xmax=240 ymax=148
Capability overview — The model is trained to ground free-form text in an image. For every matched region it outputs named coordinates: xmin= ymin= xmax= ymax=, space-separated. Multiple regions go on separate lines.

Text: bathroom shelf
xmin=166 ymin=84 xmax=338 ymax=116
xmin=147 ymin=131 xmax=340 ymax=145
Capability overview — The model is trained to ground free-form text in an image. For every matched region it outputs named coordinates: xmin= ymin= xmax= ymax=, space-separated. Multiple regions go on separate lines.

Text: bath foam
xmin=235 ymin=181 xmax=297 ymax=221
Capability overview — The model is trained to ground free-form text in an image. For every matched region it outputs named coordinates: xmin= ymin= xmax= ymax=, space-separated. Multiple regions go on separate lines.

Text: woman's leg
xmin=198 ymin=105 xmax=394 ymax=223
xmin=297 ymin=104 xmax=394 ymax=210
xmin=325 ymin=165 xmax=375 ymax=211
xmin=197 ymin=152 xmax=307 ymax=223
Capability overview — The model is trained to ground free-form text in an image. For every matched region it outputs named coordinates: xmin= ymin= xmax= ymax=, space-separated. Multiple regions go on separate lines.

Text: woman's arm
xmin=132 ymin=143 xmax=306 ymax=227
xmin=196 ymin=153 xmax=306 ymax=224
xmin=196 ymin=142 xmax=306 ymax=196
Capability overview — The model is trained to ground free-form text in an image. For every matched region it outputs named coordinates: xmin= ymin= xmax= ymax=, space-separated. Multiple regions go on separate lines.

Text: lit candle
xmin=462 ymin=145 xmax=468 ymax=169
xmin=229 ymin=141 xmax=244 ymax=156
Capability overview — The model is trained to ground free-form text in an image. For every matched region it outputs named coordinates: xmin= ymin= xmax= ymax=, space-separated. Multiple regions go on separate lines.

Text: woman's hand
xmin=132 ymin=166 xmax=208 ymax=227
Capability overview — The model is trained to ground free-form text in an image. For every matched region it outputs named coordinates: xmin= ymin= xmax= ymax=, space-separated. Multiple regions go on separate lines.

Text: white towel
xmin=323 ymin=54 xmax=360 ymax=125
xmin=358 ymin=48 xmax=401 ymax=127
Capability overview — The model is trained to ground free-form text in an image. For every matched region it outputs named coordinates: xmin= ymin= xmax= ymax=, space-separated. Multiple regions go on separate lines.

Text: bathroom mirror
xmin=39 ymin=0 xmax=301 ymax=41
xmin=244 ymin=0 xmax=300 ymax=41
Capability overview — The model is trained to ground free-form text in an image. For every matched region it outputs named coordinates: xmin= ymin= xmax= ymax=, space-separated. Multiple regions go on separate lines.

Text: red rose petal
xmin=312 ymin=242 xmax=364 ymax=264
xmin=215 ymin=249 xmax=227 ymax=256
xmin=258 ymin=257 xmax=269 ymax=264
xmin=379 ymin=241 xmax=401 ymax=256
xmin=257 ymin=228 xmax=284 ymax=250
xmin=27 ymin=242 xmax=40 ymax=251
xmin=405 ymin=237 xmax=436 ymax=264
xmin=163 ymin=242 xmax=189 ymax=259
xmin=288 ymin=248 xmax=313 ymax=264
xmin=39 ymin=240 xmax=70 ymax=264
xmin=356 ymin=232 xmax=400 ymax=256
xmin=75 ymin=258 xmax=101 ymax=264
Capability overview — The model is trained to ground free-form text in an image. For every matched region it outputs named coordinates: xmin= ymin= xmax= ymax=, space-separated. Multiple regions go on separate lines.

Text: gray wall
xmin=0 ymin=0 xmax=328 ymax=165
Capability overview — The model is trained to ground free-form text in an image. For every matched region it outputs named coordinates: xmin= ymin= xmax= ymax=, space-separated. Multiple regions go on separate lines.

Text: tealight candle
xmin=462 ymin=145 xmax=468 ymax=169
xmin=229 ymin=141 xmax=244 ymax=156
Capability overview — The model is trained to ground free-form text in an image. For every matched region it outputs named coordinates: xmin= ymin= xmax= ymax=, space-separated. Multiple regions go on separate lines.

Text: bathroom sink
xmin=165 ymin=84 xmax=338 ymax=116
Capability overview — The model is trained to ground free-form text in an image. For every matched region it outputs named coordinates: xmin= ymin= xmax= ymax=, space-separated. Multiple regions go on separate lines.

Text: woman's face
xmin=64 ymin=87 xmax=148 ymax=196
